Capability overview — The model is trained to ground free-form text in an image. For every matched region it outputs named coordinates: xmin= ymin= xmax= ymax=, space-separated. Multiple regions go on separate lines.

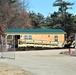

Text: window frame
xmin=54 ymin=35 xmax=58 ymax=42
xmin=24 ymin=35 xmax=32 ymax=40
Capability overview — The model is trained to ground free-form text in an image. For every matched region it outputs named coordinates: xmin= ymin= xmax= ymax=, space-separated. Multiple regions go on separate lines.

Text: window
xmin=54 ymin=35 xmax=58 ymax=42
xmin=24 ymin=35 xmax=29 ymax=39
xmin=29 ymin=35 xmax=32 ymax=39
xmin=7 ymin=35 xmax=12 ymax=39
xmin=24 ymin=35 xmax=32 ymax=40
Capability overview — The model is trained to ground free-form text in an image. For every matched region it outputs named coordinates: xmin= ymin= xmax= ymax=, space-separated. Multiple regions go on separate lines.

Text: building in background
xmin=6 ymin=29 xmax=66 ymax=48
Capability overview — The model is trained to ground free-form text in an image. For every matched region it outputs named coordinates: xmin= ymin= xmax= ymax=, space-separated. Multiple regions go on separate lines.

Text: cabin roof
xmin=6 ymin=29 xmax=66 ymax=34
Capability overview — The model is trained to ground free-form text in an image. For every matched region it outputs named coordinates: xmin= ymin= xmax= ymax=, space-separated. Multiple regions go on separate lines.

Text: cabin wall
xmin=20 ymin=34 xmax=65 ymax=43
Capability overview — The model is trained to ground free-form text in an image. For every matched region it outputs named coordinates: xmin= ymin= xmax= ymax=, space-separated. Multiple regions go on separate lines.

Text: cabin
xmin=6 ymin=29 xmax=66 ymax=48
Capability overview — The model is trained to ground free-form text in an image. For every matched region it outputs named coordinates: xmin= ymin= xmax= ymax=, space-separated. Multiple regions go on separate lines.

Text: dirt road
xmin=0 ymin=62 xmax=33 ymax=75
xmin=0 ymin=49 xmax=76 ymax=75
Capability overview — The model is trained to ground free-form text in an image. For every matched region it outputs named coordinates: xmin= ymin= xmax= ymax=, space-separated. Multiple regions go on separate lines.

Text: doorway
xmin=15 ymin=35 xmax=20 ymax=48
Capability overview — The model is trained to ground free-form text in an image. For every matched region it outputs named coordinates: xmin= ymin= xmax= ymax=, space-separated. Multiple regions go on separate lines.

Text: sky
xmin=28 ymin=0 xmax=76 ymax=17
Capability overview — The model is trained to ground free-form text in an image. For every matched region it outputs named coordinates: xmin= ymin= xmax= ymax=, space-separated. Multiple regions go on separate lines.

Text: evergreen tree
xmin=52 ymin=0 xmax=75 ymax=36
xmin=29 ymin=11 xmax=45 ymax=28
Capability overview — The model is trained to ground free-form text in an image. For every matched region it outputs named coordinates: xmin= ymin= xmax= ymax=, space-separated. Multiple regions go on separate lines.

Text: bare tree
xmin=0 ymin=0 xmax=31 ymax=33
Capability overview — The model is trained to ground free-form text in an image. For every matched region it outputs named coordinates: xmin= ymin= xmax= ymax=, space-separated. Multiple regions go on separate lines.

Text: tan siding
xmin=20 ymin=33 xmax=65 ymax=43
xmin=58 ymin=34 xmax=65 ymax=42
xmin=33 ymin=34 xmax=51 ymax=41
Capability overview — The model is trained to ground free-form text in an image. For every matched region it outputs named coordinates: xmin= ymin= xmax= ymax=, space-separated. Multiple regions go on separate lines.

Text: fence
xmin=0 ymin=35 xmax=15 ymax=59
xmin=18 ymin=39 xmax=63 ymax=48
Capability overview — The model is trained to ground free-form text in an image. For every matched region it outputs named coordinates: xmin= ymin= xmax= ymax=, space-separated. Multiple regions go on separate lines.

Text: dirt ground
xmin=0 ymin=62 xmax=33 ymax=75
